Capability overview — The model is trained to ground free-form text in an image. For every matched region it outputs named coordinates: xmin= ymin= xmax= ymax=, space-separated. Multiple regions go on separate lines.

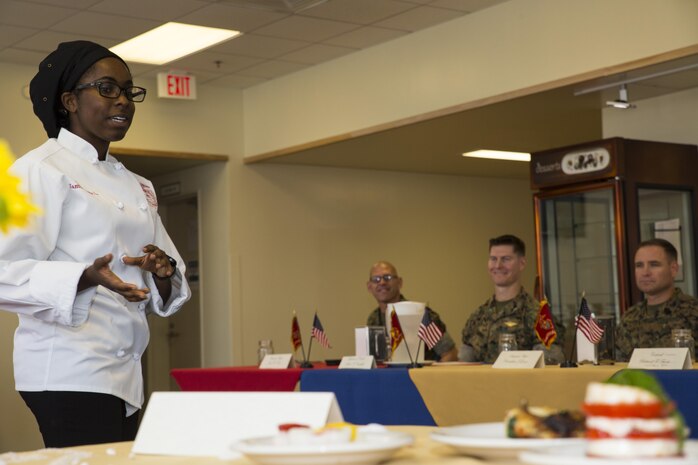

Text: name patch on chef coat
xmin=140 ymin=183 xmax=158 ymax=207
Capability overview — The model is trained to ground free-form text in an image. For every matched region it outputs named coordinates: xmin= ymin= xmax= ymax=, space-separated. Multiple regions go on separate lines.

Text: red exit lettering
xmin=167 ymin=75 xmax=191 ymax=97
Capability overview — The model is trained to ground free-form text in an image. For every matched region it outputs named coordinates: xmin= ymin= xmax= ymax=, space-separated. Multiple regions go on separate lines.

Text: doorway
xmin=145 ymin=194 xmax=202 ymax=395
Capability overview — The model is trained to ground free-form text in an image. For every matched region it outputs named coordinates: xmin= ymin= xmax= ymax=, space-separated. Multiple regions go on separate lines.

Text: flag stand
xmin=411 ymin=341 xmax=423 ymax=368
xmin=300 ymin=332 xmax=315 ymax=368
xmin=398 ymin=313 xmax=421 ymax=368
xmin=560 ymin=291 xmax=586 ymax=368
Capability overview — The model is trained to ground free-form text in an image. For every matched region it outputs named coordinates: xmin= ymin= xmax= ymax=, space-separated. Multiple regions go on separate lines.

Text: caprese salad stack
xmin=582 ymin=370 xmax=686 ymax=458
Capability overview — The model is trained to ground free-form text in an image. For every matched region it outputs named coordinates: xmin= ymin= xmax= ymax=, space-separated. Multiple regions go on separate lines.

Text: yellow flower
xmin=0 ymin=139 xmax=40 ymax=233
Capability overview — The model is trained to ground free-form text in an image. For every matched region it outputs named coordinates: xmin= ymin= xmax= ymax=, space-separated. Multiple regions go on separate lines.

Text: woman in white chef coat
xmin=0 ymin=41 xmax=191 ymax=447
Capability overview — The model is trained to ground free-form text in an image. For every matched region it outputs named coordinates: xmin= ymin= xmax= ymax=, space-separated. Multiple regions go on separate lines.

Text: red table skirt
xmin=171 ymin=364 xmax=331 ymax=391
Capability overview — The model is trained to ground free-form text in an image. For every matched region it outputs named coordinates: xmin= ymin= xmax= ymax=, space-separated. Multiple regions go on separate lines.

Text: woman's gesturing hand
xmin=121 ymin=244 xmax=175 ymax=279
xmin=79 ymin=253 xmax=150 ymax=302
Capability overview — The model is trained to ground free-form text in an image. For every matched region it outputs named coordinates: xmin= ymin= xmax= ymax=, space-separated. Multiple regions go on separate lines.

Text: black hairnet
xmin=29 ymin=41 xmax=128 ymax=138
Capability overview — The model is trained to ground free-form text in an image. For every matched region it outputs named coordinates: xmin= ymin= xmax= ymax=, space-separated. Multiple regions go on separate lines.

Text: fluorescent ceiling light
xmin=110 ymin=22 xmax=241 ymax=65
xmin=462 ymin=150 xmax=531 ymax=162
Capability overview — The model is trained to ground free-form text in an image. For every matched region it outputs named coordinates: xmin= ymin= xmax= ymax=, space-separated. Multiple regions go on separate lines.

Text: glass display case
xmin=531 ymin=138 xmax=698 ymax=348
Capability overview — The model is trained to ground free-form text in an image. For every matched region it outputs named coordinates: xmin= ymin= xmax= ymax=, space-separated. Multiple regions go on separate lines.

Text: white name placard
xmin=628 ymin=348 xmax=692 ymax=370
xmin=493 ymin=350 xmax=545 ymax=369
xmin=259 ymin=353 xmax=293 ymax=369
xmin=132 ymin=392 xmax=343 ymax=457
xmin=339 ymin=355 xmax=376 ymax=369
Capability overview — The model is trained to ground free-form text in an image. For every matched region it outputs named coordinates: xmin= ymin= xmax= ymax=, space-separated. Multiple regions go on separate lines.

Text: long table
xmin=0 ymin=426 xmax=483 ymax=465
xmin=171 ymin=364 xmax=698 ymax=438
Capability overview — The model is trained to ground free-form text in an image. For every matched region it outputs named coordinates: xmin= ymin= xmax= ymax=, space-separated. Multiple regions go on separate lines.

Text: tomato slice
xmin=582 ymin=402 xmax=666 ymax=418
xmin=587 ymin=428 xmax=677 ymax=440
xmin=278 ymin=423 xmax=309 ymax=432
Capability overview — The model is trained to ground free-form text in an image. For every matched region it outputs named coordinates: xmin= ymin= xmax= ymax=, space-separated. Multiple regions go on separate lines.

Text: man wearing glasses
xmin=366 ymin=261 xmax=458 ymax=361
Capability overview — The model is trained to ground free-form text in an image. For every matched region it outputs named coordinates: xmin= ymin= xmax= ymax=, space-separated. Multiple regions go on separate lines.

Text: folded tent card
xmin=132 ymin=392 xmax=343 ymax=458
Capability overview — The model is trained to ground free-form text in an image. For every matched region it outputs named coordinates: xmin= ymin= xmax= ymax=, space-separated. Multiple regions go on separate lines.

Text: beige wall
xmin=603 ymin=86 xmax=698 ymax=146
xmin=232 ymin=163 xmax=535 ymax=363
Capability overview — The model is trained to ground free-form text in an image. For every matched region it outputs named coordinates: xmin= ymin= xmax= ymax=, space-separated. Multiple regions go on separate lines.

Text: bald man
xmin=366 ymin=261 xmax=458 ymax=361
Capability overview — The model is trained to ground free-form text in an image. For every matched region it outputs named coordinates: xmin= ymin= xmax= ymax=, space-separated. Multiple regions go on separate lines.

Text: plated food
xmin=506 ymin=403 xmax=585 ymax=439
xmin=430 ymin=421 xmax=584 ymax=459
xmin=583 ymin=369 xmax=687 ymax=458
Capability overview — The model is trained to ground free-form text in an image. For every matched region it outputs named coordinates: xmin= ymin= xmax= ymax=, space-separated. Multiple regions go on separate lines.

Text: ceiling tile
xmin=374 ymin=5 xmax=465 ymax=31
xmin=253 ymin=15 xmax=359 ymax=42
xmin=0 ymin=47 xmax=49 ymax=67
xmin=394 ymin=0 xmax=437 ymax=4
xmin=298 ymin=0 xmax=416 ymax=24
xmin=49 ymin=11 xmax=160 ymax=40
xmin=176 ymin=3 xmax=288 ymax=32
xmin=210 ymin=34 xmax=309 ymax=59
xmin=0 ymin=0 xmax=78 ymax=29
xmin=18 ymin=0 xmax=101 ymax=7
xmin=429 ymin=0 xmax=507 ymax=12
xmin=205 ymin=73 xmax=267 ymax=88
xmin=89 ymin=0 xmax=209 ymax=21
xmin=236 ymin=59 xmax=306 ymax=79
xmin=324 ymin=25 xmax=407 ymax=49
xmin=167 ymin=50 xmax=265 ymax=73
xmin=0 ymin=25 xmax=39 ymax=48
xmin=280 ymin=43 xmax=355 ymax=64
xmin=123 ymin=62 xmax=159 ymax=79
xmin=137 ymin=67 xmax=223 ymax=84
xmin=13 ymin=30 xmax=120 ymax=54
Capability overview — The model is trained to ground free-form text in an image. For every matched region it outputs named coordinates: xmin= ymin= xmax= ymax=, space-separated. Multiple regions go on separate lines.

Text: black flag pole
xmin=560 ymin=291 xmax=585 ymax=368
xmin=299 ymin=315 xmax=314 ymax=368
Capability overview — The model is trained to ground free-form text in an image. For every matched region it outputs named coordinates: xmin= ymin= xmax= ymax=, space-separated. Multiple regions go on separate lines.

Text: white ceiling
xmin=2 ymin=0 xmax=697 ymax=179
xmin=0 ymin=0 xmax=508 ymax=88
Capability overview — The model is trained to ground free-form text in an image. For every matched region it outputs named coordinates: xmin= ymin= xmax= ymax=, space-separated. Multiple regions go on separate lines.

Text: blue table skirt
xmin=299 ymin=367 xmax=696 ymax=436
xmin=652 ymin=370 xmax=698 ymax=439
xmin=299 ymin=368 xmax=436 ymax=426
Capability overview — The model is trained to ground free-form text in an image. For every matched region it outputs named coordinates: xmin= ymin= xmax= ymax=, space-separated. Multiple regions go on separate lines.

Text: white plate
xmin=520 ymin=441 xmax=698 ymax=465
xmin=233 ymin=431 xmax=413 ymax=465
xmin=431 ymin=422 xmax=584 ymax=459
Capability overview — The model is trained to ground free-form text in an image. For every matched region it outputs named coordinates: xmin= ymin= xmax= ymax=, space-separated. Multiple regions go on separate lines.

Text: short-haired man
xmin=366 ymin=261 xmax=458 ymax=362
xmin=615 ymin=238 xmax=698 ymax=361
xmin=461 ymin=234 xmax=565 ymax=363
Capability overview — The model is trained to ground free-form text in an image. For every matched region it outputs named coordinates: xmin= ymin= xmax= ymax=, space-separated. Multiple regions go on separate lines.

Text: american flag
xmin=311 ymin=313 xmax=331 ymax=349
xmin=575 ymin=297 xmax=604 ymax=344
xmin=417 ymin=309 xmax=443 ymax=350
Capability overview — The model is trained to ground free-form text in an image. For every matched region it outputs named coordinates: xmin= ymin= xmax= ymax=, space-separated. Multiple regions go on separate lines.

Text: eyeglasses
xmin=369 ymin=274 xmax=396 ymax=284
xmin=74 ymin=81 xmax=147 ymax=102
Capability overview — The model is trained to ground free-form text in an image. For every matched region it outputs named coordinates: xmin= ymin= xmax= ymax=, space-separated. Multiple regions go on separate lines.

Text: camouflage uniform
xmin=367 ymin=295 xmax=455 ymax=361
xmin=615 ymin=287 xmax=698 ymax=362
xmin=461 ymin=288 xmax=566 ymax=363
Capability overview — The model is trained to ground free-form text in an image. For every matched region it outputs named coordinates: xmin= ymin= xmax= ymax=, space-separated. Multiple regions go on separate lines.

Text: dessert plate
xmin=519 ymin=441 xmax=698 ymax=465
xmin=233 ymin=430 xmax=413 ymax=465
xmin=431 ymin=422 xmax=583 ymax=459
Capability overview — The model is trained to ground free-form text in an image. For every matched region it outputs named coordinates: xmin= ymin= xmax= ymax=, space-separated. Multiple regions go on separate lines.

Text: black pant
xmin=20 ymin=391 xmax=139 ymax=448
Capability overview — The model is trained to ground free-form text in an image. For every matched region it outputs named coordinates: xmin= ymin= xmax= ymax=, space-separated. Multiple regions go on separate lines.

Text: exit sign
xmin=157 ymin=72 xmax=197 ymax=100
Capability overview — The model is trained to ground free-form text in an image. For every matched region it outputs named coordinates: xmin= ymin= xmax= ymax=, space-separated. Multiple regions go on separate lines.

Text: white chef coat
xmin=0 ymin=129 xmax=191 ymax=415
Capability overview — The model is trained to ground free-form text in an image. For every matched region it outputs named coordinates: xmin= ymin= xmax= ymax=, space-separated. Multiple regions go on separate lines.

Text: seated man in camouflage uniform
xmin=616 ymin=238 xmax=698 ymax=361
xmin=461 ymin=235 xmax=565 ymax=363
xmin=366 ymin=261 xmax=458 ymax=362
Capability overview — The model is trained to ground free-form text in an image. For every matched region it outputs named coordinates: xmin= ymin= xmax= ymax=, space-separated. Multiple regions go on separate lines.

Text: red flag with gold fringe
xmin=534 ymin=298 xmax=557 ymax=349
xmin=389 ymin=307 xmax=404 ymax=353
xmin=291 ymin=311 xmax=302 ymax=352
